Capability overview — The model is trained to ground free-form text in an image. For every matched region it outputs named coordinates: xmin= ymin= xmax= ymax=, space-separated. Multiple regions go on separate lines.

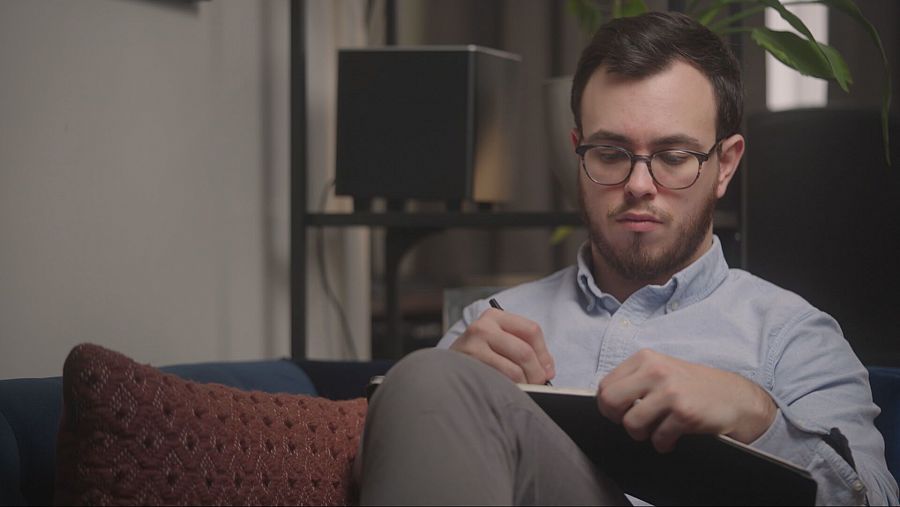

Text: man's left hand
xmin=596 ymin=348 xmax=777 ymax=452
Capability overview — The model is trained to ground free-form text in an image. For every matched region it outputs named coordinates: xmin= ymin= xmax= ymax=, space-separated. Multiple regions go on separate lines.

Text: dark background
xmin=352 ymin=0 xmax=900 ymax=365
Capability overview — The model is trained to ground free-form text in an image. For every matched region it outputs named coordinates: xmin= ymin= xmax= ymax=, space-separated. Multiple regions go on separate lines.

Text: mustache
xmin=607 ymin=202 xmax=672 ymax=222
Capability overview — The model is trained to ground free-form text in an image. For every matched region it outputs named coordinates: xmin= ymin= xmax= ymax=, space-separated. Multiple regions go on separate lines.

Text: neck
xmin=590 ymin=230 xmax=715 ymax=303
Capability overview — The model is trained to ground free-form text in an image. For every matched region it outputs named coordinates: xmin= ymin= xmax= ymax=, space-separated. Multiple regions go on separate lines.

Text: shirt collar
xmin=575 ymin=235 xmax=730 ymax=314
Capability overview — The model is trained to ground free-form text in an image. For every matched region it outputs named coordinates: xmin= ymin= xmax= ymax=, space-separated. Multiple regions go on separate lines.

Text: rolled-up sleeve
xmin=751 ymin=310 xmax=898 ymax=505
xmin=437 ymin=299 xmax=492 ymax=350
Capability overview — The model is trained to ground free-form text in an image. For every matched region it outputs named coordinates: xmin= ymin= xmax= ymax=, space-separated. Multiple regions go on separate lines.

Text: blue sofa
xmin=1 ymin=359 xmax=898 ymax=505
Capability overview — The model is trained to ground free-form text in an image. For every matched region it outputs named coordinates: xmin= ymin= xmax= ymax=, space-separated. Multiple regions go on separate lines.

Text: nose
xmin=623 ymin=158 xmax=658 ymax=198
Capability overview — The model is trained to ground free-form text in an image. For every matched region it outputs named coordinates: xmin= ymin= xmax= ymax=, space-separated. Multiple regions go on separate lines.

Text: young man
xmin=356 ymin=12 xmax=898 ymax=505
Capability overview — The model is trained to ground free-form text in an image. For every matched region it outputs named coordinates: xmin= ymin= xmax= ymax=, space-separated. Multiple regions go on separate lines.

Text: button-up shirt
xmin=437 ymin=236 xmax=898 ymax=505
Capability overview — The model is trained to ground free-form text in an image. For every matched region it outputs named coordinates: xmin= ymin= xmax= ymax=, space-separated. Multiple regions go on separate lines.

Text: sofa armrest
xmin=869 ymin=366 xmax=900 ymax=483
xmin=0 ymin=411 xmax=21 ymax=504
xmin=0 ymin=376 xmax=63 ymax=506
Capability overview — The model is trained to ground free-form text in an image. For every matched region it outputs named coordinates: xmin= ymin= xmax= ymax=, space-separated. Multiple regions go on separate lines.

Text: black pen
xmin=489 ymin=298 xmax=553 ymax=387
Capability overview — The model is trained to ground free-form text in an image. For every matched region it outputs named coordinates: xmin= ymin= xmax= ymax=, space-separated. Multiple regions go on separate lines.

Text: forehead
xmin=579 ymin=60 xmax=717 ymax=146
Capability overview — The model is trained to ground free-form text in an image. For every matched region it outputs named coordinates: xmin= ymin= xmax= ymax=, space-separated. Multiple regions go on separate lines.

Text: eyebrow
xmin=582 ymin=129 xmax=705 ymax=150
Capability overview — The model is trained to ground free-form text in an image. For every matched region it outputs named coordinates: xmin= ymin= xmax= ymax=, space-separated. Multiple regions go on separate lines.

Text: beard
xmin=578 ymin=180 xmax=718 ymax=283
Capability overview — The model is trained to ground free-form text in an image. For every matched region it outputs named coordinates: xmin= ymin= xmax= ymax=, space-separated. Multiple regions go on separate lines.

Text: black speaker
xmin=746 ymin=108 xmax=900 ymax=365
xmin=335 ymin=46 xmax=520 ymax=208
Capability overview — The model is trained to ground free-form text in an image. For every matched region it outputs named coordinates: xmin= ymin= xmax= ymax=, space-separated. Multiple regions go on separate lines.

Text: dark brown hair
xmin=571 ymin=11 xmax=743 ymax=141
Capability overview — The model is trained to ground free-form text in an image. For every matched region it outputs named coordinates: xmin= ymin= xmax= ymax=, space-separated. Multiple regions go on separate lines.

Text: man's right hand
xmin=449 ymin=307 xmax=555 ymax=385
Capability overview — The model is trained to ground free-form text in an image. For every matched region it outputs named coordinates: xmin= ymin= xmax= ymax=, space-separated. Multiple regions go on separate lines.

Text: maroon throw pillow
xmin=55 ymin=343 xmax=367 ymax=506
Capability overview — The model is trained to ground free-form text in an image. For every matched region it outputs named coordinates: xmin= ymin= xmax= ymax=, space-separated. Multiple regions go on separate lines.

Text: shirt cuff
xmin=750 ymin=408 xmax=867 ymax=505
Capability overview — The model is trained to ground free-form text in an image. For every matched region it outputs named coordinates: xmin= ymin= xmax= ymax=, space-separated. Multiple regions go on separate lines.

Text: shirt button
xmin=622 ymin=319 xmax=631 ymax=328
xmin=668 ymin=302 xmax=679 ymax=311
xmin=852 ymin=480 xmax=865 ymax=493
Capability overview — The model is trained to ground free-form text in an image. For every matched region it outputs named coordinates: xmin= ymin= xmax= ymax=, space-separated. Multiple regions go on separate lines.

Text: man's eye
xmin=593 ymin=149 xmax=629 ymax=164
xmin=657 ymin=151 xmax=692 ymax=166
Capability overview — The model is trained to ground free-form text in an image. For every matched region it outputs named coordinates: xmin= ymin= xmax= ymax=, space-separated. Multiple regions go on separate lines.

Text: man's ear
xmin=715 ymin=134 xmax=744 ymax=199
xmin=570 ymin=128 xmax=580 ymax=149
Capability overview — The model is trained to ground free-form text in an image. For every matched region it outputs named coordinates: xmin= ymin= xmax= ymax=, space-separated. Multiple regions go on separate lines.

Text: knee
xmin=380 ymin=348 xmax=469 ymax=395
xmin=370 ymin=349 xmax=499 ymax=412
xmin=391 ymin=348 xmax=462 ymax=375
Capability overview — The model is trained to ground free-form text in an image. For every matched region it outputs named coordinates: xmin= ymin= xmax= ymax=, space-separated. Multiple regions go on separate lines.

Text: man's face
xmin=575 ymin=60 xmax=742 ymax=284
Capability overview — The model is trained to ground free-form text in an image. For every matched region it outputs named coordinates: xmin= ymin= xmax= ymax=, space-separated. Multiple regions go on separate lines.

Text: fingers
xmin=596 ymin=349 xmax=663 ymax=423
xmin=597 ymin=349 xmax=705 ymax=451
xmin=600 ymin=350 xmax=769 ymax=452
xmin=619 ymin=388 xmax=678 ymax=450
xmin=626 ymin=397 xmax=691 ymax=454
xmin=491 ymin=309 xmax=555 ymax=379
xmin=649 ymin=414 xmax=687 ymax=453
xmin=474 ymin=345 xmax=529 ymax=384
xmin=450 ymin=307 xmax=554 ymax=385
xmin=596 ymin=376 xmax=652 ymax=424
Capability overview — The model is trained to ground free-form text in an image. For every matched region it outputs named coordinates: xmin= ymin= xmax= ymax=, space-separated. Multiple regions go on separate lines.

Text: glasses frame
xmin=575 ymin=139 xmax=722 ymax=190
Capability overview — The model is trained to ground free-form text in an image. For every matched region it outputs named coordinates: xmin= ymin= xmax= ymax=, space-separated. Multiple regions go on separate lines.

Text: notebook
xmin=520 ymin=383 xmax=817 ymax=505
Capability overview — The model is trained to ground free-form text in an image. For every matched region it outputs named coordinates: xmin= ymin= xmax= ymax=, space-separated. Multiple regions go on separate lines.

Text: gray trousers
xmin=356 ymin=348 xmax=629 ymax=505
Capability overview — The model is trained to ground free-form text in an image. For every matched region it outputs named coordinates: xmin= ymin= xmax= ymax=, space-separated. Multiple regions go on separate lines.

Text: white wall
xmin=0 ymin=0 xmax=292 ymax=378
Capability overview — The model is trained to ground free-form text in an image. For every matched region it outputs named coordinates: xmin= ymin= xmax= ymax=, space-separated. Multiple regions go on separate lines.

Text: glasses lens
xmin=650 ymin=150 xmax=701 ymax=189
xmin=583 ymin=146 xmax=632 ymax=184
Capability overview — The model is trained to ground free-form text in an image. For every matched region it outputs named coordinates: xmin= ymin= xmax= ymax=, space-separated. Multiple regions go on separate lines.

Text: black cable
xmin=316 ymin=179 xmax=359 ymax=360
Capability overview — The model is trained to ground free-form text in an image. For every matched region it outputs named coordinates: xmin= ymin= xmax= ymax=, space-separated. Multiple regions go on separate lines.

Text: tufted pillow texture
xmin=55 ymin=343 xmax=367 ymax=506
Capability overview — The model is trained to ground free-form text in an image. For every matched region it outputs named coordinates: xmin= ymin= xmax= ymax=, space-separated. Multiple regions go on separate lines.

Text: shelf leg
xmin=376 ymin=227 xmax=441 ymax=359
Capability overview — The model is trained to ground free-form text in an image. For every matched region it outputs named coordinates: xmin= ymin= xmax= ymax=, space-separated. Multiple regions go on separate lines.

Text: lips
xmin=618 ymin=213 xmax=662 ymax=223
xmin=616 ymin=212 xmax=663 ymax=232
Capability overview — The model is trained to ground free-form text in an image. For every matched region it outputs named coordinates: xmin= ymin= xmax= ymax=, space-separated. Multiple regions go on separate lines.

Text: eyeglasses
xmin=575 ymin=140 xmax=721 ymax=190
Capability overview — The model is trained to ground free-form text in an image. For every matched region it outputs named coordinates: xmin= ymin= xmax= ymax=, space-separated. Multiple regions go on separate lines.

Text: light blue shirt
xmin=438 ymin=236 xmax=898 ymax=505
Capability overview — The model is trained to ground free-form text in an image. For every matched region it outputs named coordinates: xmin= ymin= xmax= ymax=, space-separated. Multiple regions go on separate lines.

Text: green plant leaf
xmin=708 ymin=5 xmax=767 ymax=33
xmin=809 ymin=0 xmax=891 ymax=164
xmin=699 ymin=7 xmax=724 ymax=26
xmin=758 ymin=0 xmax=850 ymax=91
xmin=751 ymin=28 xmax=851 ymax=87
xmin=567 ymin=0 xmax=604 ymax=36
xmin=696 ymin=0 xmax=730 ymax=26
xmin=819 ymin=43 xmax=853 ymax=88
xmin=621 ymin=0 xmax=649 ymax=17
xmin=693 ymin=0 xmax=759 ymax=26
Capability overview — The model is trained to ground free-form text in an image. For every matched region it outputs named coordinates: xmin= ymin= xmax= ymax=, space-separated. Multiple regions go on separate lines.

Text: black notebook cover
xmin=522 ymin=384 xmax=817 ymax=506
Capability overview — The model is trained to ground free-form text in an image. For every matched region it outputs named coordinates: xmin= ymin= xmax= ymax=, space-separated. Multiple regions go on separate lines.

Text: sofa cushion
xmin=55 ymin=344 xmax=367 ymax=506
xmin=296 ymin=359 xmax=395 ymax=401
